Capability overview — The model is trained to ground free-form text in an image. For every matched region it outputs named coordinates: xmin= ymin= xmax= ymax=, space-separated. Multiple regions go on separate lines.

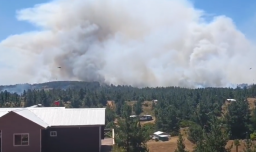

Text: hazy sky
xmin=0 ymin=0 xmax=255 ymax=41
xmin=0 ymin=0 xmax=256 ymax=87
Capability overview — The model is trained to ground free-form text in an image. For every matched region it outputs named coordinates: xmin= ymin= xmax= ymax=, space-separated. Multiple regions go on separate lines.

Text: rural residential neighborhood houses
xmin=0 ymin=105 xmax=106 ymax=152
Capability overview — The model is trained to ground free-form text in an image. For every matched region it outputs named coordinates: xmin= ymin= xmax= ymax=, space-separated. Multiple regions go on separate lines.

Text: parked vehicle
xmin=139 ymin=115 xmax=153 ymax=121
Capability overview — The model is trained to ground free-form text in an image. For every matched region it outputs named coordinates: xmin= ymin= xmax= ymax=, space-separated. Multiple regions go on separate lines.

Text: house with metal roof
xmin=0 ymin=107 xmax=106 ymax=152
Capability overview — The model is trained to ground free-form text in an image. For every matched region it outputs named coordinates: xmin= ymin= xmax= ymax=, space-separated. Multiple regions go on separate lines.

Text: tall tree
xmin=175 ymin=133 xmax=188 ymax=152
xmin=114 ymin=103 xmax=148 ymax=152
xmin=105 ymin=105 xmax=115 ymax=128
xmin=225 ymin=100 xmax=250 ymax=139
xmin=187 ymin=123 xmax=203 ymax=144
xmin=194 ymin=117 xmax=232 ymax=152
xmin=134 ymin=100 xmax=142 ymax=115
xmin=250 ymin=108 xmax=256 ymax=132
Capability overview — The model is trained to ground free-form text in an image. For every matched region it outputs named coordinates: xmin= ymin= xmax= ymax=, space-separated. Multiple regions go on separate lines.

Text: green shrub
xmin=250 ymin=132 xmax=256 ymax=140
xmin=170 ymin=131 xmax=179 ymax=136
xmin=111 ymin=145 xmax=126 ymax=152
xmin=142 ymin=123 xmax=155 ymax=140
xmin=187 ymin=124 xmax=203 ymax=143
xmin=179 ymin=120 xmax=196 ymax=128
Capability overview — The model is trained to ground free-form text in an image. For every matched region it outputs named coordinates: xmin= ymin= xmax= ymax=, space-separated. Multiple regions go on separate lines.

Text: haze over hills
xmin=0 ymin=81 xmax=102 ymax=94
xmin=0 ymin=81 xmax=253 ymax=94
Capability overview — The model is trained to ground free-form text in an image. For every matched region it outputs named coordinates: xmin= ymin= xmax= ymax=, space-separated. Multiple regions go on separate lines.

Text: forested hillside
xmin=2 ymin=81 xmax=256 ymax=151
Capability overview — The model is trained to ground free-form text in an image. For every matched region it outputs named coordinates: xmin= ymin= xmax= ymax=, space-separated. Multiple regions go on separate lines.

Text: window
xmin=50 ymin=131 xmax=57 ymax=137
xmin=13 ymin=133 xmax=29 ymax=146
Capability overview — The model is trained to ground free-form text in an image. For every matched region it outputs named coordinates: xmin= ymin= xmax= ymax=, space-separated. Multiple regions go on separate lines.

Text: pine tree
xmin=105 ymin=105 xmax=115 ymax=128
xmin=175 ymin=133 xmax=188 ymax=152
xmin=250 ymin=108 xmax=256 ymax=131
xmin=134 ymin=100 xmax=142 ymax=115
xmin=114 ymin=103 xmax=148 ymax=152
xmin=194 ymin=116 xmax=232 ymax=152
xmin=225 ymin=100 xmax=250 ymax=139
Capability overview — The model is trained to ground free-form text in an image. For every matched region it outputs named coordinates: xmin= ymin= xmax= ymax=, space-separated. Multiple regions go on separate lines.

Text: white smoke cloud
xmin=0 ymin=0 xmax=255 ymax=87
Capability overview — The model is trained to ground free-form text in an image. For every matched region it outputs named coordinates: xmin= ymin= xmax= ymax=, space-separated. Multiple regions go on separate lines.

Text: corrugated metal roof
xmin=0 ymin=107 xmax=65 ymax=119
xmin=27 ymin=107 xmax=65 ymax=109
xmin=0 ymin=111 xmax=9 ymax=117
xmin=0 ymin=108 xmax=23 ymax=111
xmin=13 ymin=109 xmax=48 ymax=128
xmin=0 ymin=108 xmax=24 ymax=117
xmin=0 ymin=107 xmax=64 ymax=111
xmin=0 ymin=107 xmax=105 ymax=127
xmin=29 ymin=108 xmax=105 ymax=127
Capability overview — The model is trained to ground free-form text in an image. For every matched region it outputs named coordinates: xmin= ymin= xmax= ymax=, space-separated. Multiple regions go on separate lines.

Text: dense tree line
xmin=2 ymin=82 xmax=256 ymax=151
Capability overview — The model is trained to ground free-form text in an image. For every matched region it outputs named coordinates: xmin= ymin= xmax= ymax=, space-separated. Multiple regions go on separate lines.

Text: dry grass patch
xmin=222 ymin=98 xmax=256 ymax=115
xmin=147 ymin=137 xmax=252 ymax=152
xmin=147 ymin=136 xmax=194 ymax=152
xmin=142 ymin=101 xmax=154 ymax=115
xmin=125 ymin=100 xmax=155 ymax=116
xmin=248 ymin=98 xmax=256 ymax=110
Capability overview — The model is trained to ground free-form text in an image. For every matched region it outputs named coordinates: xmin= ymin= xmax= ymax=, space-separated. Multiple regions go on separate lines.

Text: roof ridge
xmin=27 ymin=109 xmax=49 ymax=127
xmin=66 ymin=108 xmax=106 ymax=110
xmin=12 ymin=108 xmax=26 ymax=112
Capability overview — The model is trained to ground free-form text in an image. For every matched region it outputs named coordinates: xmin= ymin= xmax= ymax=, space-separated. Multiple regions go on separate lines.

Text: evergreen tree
xmin=175 ymin=133 xmax=188 ymax=152
xmin=134 ymin=100 xmax=142 ymax=115
xmin=187 ymin=123 xmax=203 ymax=144
xmin=114 ymin=103 xmax=148 ymax=152
xmin=105 ymin=105 xmax=115 ymax=128
xmin=225 ymin=100 xmax=250 ymax=139
xmin=194 ymin=117 xmax=232 ymax=152
xmin=250 ymin=108 xmax=256 ymax=132
xmin=24 ymin=89 xmax=33 ymax=107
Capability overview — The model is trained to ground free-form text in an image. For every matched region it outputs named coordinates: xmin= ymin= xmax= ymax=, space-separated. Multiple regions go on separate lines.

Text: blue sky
xmin=0 ymin=0 xmax=255 ymax=41
xmin=0 ymin=0 xmax=51 ymax=41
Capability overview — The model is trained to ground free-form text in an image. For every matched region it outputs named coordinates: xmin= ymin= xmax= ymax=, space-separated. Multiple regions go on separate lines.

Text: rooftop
xmin=0 ymin=106 xmax=105 ymax=128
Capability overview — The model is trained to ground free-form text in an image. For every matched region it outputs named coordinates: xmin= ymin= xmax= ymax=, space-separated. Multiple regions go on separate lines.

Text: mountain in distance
xmin=0 ymin=81 xmax=102 ymax=94
xmin=0 ymin=81 xmax=253 ymax=94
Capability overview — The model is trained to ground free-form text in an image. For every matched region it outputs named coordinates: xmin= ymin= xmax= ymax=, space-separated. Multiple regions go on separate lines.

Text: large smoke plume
xmin=0 ymin=0 xmax=256 ymax=88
